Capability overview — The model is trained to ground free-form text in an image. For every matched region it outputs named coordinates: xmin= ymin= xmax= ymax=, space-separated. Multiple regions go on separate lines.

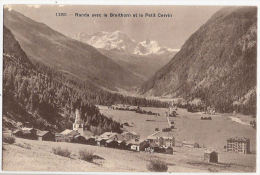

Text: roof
xmin=21 ymin=127 xmax=35 ymax=131
xmin=106 ymin=139 xmax=115 ymax=143
xmin=227 ymin=137 xmax=250 ymax=142
xmin=147 ymin=131 xmax=175 ymax=140
xmin=60 ymin=129 xmax=79 ymax=136
xmin=37 ymin=130 xmax=50 ymax=137
xmin=13 ymin=130 xmax=22 ymax=134
xmin=126 ymin=139 xmax=143 ymax=145
xmin=117 ymin=140 xmax=126 ymax=144
xmin=204 ymin=150 xmax=218 ymax=154
xmin=122 ymin=131 xmax=139 ymax=136
xmin=99 ymin=132 xmax=118 ymax=139
xmin=96 ymin=138 xmax=108 ymax=142
xmin=74 ymin=135 xmax=85 ymax=138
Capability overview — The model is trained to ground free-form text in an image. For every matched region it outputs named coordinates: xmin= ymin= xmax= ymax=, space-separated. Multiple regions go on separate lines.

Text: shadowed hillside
xmin=3 ymin=9 xmax=142 ymax=91
xmin=141 ymin=7 xmax=257 ymax=114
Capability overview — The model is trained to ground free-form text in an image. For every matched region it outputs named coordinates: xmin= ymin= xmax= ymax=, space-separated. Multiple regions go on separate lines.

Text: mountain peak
xmin=75 ymin=30 xmax=177 ymax=56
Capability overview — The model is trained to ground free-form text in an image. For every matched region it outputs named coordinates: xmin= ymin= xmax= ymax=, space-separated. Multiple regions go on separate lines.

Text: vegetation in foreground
xmin=79 ymin=149 xmax=95 ymax=162
xmin=147 ymin=159 xmax=168 ymax=172
xmin=3 ymin=135 xmax=15 ymax=144
xmin=52 ymin=147 xmax=71 ymax=158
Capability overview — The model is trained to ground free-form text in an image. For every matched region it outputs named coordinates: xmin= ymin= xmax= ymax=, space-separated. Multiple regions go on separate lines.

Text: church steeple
xmin=73 ymin=109 xmax=84 ymax=135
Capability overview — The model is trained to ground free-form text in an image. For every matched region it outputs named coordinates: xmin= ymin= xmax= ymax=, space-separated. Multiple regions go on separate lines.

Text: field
xmin=2 ymin=137 xmax=256 ymax=172
xmin=2 ymin=106 xmax=256 ymax=172
xmin=99 ymin=106 xmax=256 ymax=152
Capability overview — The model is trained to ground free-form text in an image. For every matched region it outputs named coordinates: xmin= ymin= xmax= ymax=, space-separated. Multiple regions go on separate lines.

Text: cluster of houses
xmin=109 ymin=104 xmax=160 ymax=116
xmin=10 ymin=109 xmax=174 ymax=154
xmin=8 ymin=109 xmax=251 ymax=162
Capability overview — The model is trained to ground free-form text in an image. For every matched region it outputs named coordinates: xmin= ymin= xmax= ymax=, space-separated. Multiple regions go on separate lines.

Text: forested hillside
xmin=141 ymin=7 xmax=257 ymax=115
xmin=3 ymin=26 xmax=167 ymax=134
xmin=4 ymin=9 xmax=142 ymax=91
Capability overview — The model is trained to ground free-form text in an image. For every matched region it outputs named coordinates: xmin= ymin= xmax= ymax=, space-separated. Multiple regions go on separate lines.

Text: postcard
xmin=1 ymin=2 xmax=258 ymax=173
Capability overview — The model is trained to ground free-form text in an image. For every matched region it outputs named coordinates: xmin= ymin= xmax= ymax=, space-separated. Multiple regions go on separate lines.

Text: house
xmin=22 ymin=128 xmax=37 ymax=139
xmin=56 ymin=129 xmax=79 ymax=142
xmin=98 ymin=132 xmax=124 ymax=141
xmin=165 ymin=147 xmax=173 ymax=154
xmin=127 ymin=139 xmax=142 ymax=151
xmin=72 ymin=135 xmax=86 ymax=144
xmin=226 ymin=137 xmax=250 ymax=154
xmin=96 ymin=138 xmax=107 ymax=146
xmin=131 ymin=144 xmax=140 ymax=152
xmin=37 ymin=130 xmax=55 ymax=141
xmin=86 ymin=137 xmax=96 ymax=145
xmin=55 ymin=133 xmax=66 ymax=142
xmin=147 ymin=131 xmax=175 ymax=147
xmin=14 ymin=128 xmax=37 ymax=140
xmin=122 ymin=131 xmax=140 ymax=141
xmin=139 ymin=140 xmax=150 ymax=151
xmin=117 ymin=140 xmax=127 ymax=149
xmin=204 ymin=150 xmax=218 ymax=163
xmin=13 ymin=130 xmax=23 ymax=137
xmin=105 ymin=139 xmax=118 ymax=148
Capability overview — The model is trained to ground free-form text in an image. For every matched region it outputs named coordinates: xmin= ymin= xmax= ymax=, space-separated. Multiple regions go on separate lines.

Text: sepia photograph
xmin=1 ymin=3 xmax=257 ymax=173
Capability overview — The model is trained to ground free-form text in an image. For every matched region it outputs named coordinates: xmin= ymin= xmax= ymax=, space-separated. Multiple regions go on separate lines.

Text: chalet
xmin=96 ymin=138 xmax=107 ymax=146
xmin=139 ymin=140 xmax=150 ymax=151
xmin=55 ymin=129 xmax=79 ymax=142
xmin=98 ymin=132 xmax=124 ymax=142
xmin=131 ymin=144 xmax=140 ymax=152
xmin=226 ymin=137 xmax=250 ymax=154
xmin=204 ymin=150 xmax=218 ymax=163
xmin=117 ymin=140 xmax=127 ymax=149
xmin=13 ymin=130 xmax=23 ymax=137
xmin=122 ymin=131 xmax=140 ymax=141
xmin=36 ymin=130 xmax=55 ymax=141
xmin=105 ymin=139 xmax=118 ymax=148
xmin=86 ymin=137 xmax=96 ymax=145
xmin=13 ymin=128 xmax=37 ymax=140
xmin=127 ymin=139 xmax=142 ymax=151
xmin=147 ymin=131 xmax=175 ymax=147
xmin=72 ymin=135 xmax=86 ymax=144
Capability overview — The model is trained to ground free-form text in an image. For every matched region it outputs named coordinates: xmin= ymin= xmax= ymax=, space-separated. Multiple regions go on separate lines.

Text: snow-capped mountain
xmin=134 ymin=39 xmax=177 ymax=56
xmin=74 ymin=31 xmax=178 ymax=56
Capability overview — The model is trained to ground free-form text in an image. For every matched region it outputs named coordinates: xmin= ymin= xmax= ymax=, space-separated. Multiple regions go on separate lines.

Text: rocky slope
xmin=140 ymin=7 xmax=257 ymax=114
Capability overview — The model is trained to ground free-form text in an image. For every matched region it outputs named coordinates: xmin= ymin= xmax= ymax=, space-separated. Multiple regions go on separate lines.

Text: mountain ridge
xmin=74 ymin=30 xmax=178 ymax=56
xmin=140 ymin=7 xmax=257 ymax=114
xmin=3 ymin=9 xmax=143 ymax=91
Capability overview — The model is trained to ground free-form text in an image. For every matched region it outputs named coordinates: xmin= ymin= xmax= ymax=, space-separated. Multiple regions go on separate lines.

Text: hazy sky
xmin=6 ymin=5 xmax=222 ymax=48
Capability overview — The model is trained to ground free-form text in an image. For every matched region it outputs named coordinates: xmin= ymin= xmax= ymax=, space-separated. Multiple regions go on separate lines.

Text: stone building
xmin=226 ymin=137 xmax=250 ymax=154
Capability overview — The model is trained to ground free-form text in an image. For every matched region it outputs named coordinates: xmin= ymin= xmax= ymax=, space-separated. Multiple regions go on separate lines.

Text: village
xmin=3 ymin=103 xmax=255 ymax=167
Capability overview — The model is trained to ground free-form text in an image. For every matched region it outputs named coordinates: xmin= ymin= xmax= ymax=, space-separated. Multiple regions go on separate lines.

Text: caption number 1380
xmin=56 ymin=13 xmax=67 ymax=16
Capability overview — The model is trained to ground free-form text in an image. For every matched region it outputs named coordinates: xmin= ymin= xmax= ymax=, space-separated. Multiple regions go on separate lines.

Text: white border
xmin=0 ymin=0 xmax=259 ymax=175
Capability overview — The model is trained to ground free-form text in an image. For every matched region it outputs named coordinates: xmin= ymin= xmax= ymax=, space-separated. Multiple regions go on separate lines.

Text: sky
xmin=5 ymin=5 xmax=222 ymax=49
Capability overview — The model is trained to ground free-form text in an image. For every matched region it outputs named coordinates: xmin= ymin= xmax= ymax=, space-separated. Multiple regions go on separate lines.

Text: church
xmin=72 ymin=109 xmax=91 ymax=137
